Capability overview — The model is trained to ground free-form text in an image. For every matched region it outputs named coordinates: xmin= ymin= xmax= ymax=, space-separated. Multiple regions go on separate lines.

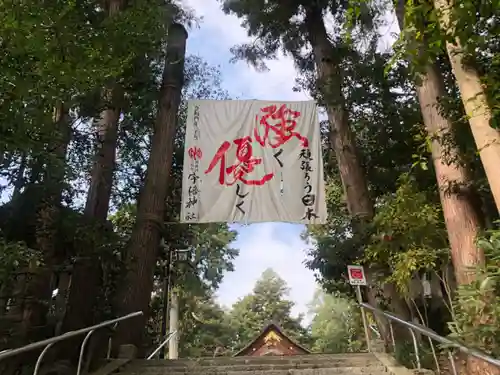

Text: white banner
xmin=181 ymin=100 xmax=327 ymax=224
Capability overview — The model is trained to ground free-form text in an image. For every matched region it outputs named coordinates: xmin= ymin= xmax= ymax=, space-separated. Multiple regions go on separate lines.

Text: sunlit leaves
xmin=448 ymin=227 xmax=500 ymax=355
xmin=308 ymin=289 xmax=364 ymax=353
xmin=364 ymin=173 xmax=449 ymax=292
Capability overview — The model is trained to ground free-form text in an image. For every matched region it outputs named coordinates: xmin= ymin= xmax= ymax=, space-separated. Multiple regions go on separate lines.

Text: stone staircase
xmin=109 ymin=353 xmax=391 ymax=375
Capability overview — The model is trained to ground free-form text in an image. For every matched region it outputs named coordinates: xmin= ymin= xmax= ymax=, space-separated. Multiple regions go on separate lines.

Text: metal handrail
xmin=0 ymin=311 xmax=143 ymax=375
xmin=146 ymin=330 xmax=178 ymax=360
xmin=369 ymin=323 xmax=381 ymax=339
xmin=360 ymin=302 xmax=500 ymax=371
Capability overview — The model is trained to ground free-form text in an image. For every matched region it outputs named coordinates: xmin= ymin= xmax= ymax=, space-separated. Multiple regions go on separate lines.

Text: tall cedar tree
xmin=114 ymin=23 xmax=188 ymax=350
xmin=221 ymin=0 xmax=405 ymax=344
xmin=63 ymin=0 xmax=125 ymax=336
xmin=432 ymin=0 xmax=500 ymax=213
xmin=395 ymin=0 xmax=485 ymax=285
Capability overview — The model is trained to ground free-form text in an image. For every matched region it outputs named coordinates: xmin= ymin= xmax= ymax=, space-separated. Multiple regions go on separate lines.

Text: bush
xmin=394 ymin=340 xmax=436 ymax=370
xmin=448 ymin=227 xmax=500 ymax=356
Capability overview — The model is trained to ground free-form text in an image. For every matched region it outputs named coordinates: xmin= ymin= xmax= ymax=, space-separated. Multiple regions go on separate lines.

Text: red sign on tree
xmin=347 ymin=265 xmax=366 ymax=285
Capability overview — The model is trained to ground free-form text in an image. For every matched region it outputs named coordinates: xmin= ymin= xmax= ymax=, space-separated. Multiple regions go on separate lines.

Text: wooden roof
xmin=234 ymin=322 xmax=311 ymax=357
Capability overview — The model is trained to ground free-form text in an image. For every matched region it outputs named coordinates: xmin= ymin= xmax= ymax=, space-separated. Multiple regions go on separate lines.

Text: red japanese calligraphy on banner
xmin=204 ymin=136 xmax=274 ymax=186
xmin=181 ymin=99 xmax=327 ymax=224
xmin=188 ymin=146 xmax=202 ymax=160
xmin=254 ymin=104 xmax=309 ymax=148
xmin=204 ymin=104 xmax=309 ymax=187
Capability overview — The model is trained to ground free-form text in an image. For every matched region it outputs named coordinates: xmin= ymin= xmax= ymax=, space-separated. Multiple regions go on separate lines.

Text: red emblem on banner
xmin=188 ymin=147 xmax=202 ymax=160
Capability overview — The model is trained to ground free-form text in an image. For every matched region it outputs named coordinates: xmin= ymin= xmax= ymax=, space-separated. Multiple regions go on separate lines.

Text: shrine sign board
xmin=181 ymin=100 xmax=327 ymax=224
xmin=347 ymin=265 xmax=367 ymax=286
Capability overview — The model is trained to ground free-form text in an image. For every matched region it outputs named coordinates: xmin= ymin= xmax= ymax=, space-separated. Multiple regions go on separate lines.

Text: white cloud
xmin=216 ymin=223 xmax=317 ymax=324
xmin=182 ymin=0 xmax=310 ymax=101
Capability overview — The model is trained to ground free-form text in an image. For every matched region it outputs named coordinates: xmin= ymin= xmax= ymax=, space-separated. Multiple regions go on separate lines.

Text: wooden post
xmin=356 ymin=285 xmax=371 ymax=352
xmin=168 ymin=291 xmax=179 ymax=359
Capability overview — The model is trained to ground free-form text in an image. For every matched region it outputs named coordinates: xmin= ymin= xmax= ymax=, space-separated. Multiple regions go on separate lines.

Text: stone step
xmin=137 ymin=353 xmax=375 ymax=367
xmin=121 ymin=366 xmax=388 ymax=375
xmin=128 ymin=357 xmax=380 ymax=371
xmin=143 ymin=361 xmax=381 ymax=372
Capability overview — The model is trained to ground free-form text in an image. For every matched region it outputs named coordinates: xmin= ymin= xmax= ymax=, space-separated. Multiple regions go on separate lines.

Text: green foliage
xmin=0 ymin=0 xmax=168 ymax=168
xmin=448 ymin=227 xmax=500 ymax=356
xmin=304 ymin=180 xmax=368 ymax=295
xmin=394 ymin=340 xmax=436 ymax=370
xmin=0 ymin=237 xmax=42 ymax=284
xmin=171 ymin=224 xmax=239 ymax=293
xmin=111 ymin=204 xmax=239 ymax=295
xmin=365 ymin=174 xmax=449 ymax=293
xmin=229 ymin=268 xmax=311 ymax=351
xmin=177 ymin=293 xmax=235 ymax=357
xmin=147 ymin=268 xmax=312 ymax=357
xmin=308 ymin=290 xmax=364 ymax=353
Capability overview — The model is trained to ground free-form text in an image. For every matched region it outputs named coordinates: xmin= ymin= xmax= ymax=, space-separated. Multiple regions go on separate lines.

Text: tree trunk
xmin=418 ymin=63 xmax=485 ymax=284
xmin=84 ymin=91 xmax=121 ymax=220
xmin=23 ymin=103 xmax=70 ymax=337
xmin=114 ymin=23 xmax=187 ymax=351
xmin=85 ymin=0 xmax=124 ymax=219
xmin=395 ymin=0 xmax=484 ymax=286
xmin=62 ymin=0 xmax=124 ymax=336
xmin=397 ymin=4 xmax=496 ymax=374
xmin=304 ymin=5 xmax=395 ymax=348
xmin=433 ymin=0 xmax=500 ymax=214
xmin=304 ymin=6 xmax=373 ymax=221
xmin=365 ymin=285 xmax=391 ymax=350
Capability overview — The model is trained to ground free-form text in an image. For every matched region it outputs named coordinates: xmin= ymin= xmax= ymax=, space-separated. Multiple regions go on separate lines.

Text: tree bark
xmin=84 ymin=91 xmax=121 ymax=220
xmin=23 ymin=103 xmax=70 ymax=337
xmin=396 ymin=4 xmax=496 ymax=374
xmin=62 ymin=0 xmax=124 ymax=336
xmin=304 ymin=5 xmax=397 ymax=348
xmin=304 ymin=6 xmax=373 ymax=221
xmin=365 ymin=285 xmax=391 ymax=350
xmin=433 ymin=0 xmax=500 ymax=214
xmin=85 ymin=0 xmax=124 ymax=219
xmin=113 ymin=23 xmax=187 ymax=351
xmin=418 ymin=64 xmax=485 ymax=284
xmin=395 ymin=0 xmax=484 ymax=286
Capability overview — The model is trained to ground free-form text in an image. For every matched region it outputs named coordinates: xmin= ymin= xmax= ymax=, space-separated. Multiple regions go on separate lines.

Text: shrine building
xmin=234 ymin=322 xmax=311 ymax=357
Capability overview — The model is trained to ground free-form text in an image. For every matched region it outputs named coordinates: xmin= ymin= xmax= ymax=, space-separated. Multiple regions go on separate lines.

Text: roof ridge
xmin=233 ymin=322 xmax=311 ymax=357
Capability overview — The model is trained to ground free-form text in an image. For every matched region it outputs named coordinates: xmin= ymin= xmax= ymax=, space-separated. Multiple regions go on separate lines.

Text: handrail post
xmin=0 ymin=311 xmax=142 ymax=375
xmin=33 ymin=343 xmax=55 ymax=375
xmin=408 ymin=327 xmax=421 ymax=369
xmin=107 ymin=322 xmax=119 ymax=360
xmin=77 ymin=329 xmax=95 ymax=375
xmin=356 ymin=286 xmax=371 ymax=352
xmin=428 ymin=337 xmax=441 ymax=374
xmin=147 ymin=330 xmax=178 ymax=360
xmin=448 ymin=351 xmax=458 ymax=375
xmin=389 ymin=321 xmax=396 ymax=350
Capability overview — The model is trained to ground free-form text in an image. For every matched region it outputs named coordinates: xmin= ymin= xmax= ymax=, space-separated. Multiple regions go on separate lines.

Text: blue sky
xmin=181 ymin=0 xmax=319 ymax=321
